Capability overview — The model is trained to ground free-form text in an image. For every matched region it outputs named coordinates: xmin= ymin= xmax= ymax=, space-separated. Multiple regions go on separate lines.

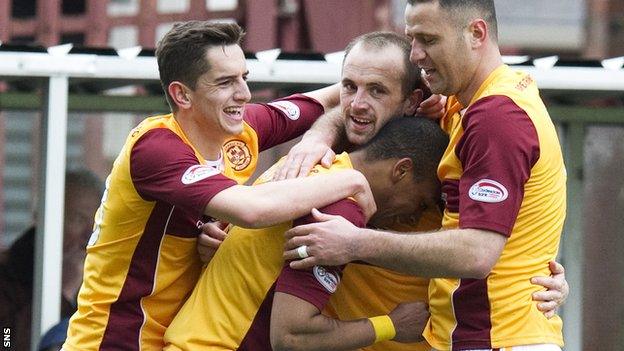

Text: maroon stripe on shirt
xmin=99 ymin=202 xmax=173 ymax=350
xmin=243 ymin=94 xmax=325 ymax=151
xmin=451 ymin=278 xmax=492 ymax=350
xmin=455 ymin=95 xmax=539 ymax=237
xmin=131 ymin=128 xmax=237 ymax=219
xmin=238 ymin=284 xmax=276 ymax=351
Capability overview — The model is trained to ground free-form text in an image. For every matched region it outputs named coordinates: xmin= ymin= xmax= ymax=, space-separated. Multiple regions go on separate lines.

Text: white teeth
xmin=352 ymin=116 xmax=371 ymax=124
xmin=224 ymin=108 xmax=241 ymax=114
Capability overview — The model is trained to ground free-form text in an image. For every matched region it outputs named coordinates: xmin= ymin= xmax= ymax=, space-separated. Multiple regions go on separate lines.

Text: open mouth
xmin=223 ymin=106 xmax=244 ymax=120
xmin=349 ymin=115 xmax=374 ymax=131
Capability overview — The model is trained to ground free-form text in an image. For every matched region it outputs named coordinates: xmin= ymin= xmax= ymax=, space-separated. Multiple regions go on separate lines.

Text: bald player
xmin=284 ymin=1 xmax=567 ymax=350
xmin=199 ymin=30 xmax=569 ymax=351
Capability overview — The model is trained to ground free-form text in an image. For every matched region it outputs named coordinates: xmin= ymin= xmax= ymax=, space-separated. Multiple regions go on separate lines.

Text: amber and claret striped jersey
xmin=63 ymin=94 xmax=325 ymax=351
xmin=424 ymin=65 xmax=566 ymax=350
xmin=323 ymin=209 xmax=442 ymax=351
xmin=163 ymin=153 xmax=365 ymax=350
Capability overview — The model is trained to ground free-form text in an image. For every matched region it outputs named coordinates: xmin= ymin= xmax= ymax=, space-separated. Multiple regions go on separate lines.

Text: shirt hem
xmin=459 ymin=220 xmax=511 ymax=237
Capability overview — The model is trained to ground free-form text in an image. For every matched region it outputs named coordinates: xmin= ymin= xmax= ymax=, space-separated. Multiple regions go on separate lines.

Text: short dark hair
xmin=155 ymin=21 xmax=246 ymax=110
xmin=65 ymin=168 xmax=103 ymax=196
xmin=360 ymin=117 xmax=448 ymax=182
xmin=343 ymin=31 xmax=429 ymax=99
xmin=407 ymin=0 xmax=498 ymax=41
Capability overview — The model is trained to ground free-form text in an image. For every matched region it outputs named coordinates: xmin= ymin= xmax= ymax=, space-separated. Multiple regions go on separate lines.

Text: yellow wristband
xmin=368 ymin=315 xmax=396 ymax=343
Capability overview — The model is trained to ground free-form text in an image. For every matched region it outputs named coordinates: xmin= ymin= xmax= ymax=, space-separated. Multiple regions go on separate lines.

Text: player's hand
xmin=284 ymin=209 xmax=361 ymax=269
xmin=273 ymin=133 xmax=335 ymax=180
xmin=197 ymin=221 xmax=228 ymax=263
xmin=389 ymin=301 xmax=429 ymax=343
xmin=530 ymin=260 xmax=569 ymax=318
xmin=416 ymin=94 xmax=447 ymax=120
xmin=350 ymin=170 xmax=376 ymax=221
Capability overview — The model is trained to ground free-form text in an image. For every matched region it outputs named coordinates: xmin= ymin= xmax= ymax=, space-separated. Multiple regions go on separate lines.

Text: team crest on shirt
xmin=224 ymin=140 xmax=252 ymax=171
xmin=313 ymin=266 xmax=340 ymax=293
xmin=268 ymin=100 xmax=301 ymax=120
xmin=181 ymin=165 xmax=220 ymax=184
xmin=468 ymin=179 xmax=508 ymax=203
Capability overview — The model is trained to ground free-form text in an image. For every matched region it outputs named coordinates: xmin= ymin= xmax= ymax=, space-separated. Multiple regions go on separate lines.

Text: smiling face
xmin=340 ymin=43 xmax=411 ymax=146
xmin=404 ymin=1 xmax=476 ymax=97
xmin=186 ymin=44 xmax=251 ymax=137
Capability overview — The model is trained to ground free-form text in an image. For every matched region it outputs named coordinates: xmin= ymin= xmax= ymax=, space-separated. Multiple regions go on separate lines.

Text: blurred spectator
xmin=39 ymin=318 xmax=70 ymax=351
xmin=0 ymin=169 xmax=103 ymax=350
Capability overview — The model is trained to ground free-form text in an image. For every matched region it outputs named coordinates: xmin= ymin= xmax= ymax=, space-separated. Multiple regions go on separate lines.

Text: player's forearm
xmin=272 ymin=315 xmax=374 ymax=351
xmin=206 ymin=170 xmax=369 ymax=228
xmin=301 ymin=106 xmax=344 ymax=148
xmin=302 ymin=83 xmax=341 ymax=111
xmin=354 ymin=228 xmax=505 ymax=278
xmin=271 ymin=293 xmax=375 ymax=351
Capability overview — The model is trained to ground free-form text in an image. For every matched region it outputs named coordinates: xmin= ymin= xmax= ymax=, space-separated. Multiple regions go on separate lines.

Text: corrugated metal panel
xmin=67 ymin=113 xmax=86 ymax=168
xmin=2 ymin=111 xmax=36 ymax=245
xmin=496 ymin=0 xmax=586 ymax=50
xmin=1 ymin=111 xmax=86 ymax=246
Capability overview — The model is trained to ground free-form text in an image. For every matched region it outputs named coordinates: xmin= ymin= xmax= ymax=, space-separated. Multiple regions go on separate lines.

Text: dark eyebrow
xmin=367 ymin=82 xmax=389 ymax=91
xmin=215 ymin=70 xmax=249 ymax=82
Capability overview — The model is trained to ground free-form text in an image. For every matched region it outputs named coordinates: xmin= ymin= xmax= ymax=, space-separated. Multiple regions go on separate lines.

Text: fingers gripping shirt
xmin=323 ymin=208 xmax=442 ymax=351
xmin=274 ymin=200 xmax=366 ymax=311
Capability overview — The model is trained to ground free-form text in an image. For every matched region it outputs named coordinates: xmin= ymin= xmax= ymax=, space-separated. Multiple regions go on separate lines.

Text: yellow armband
xmin=368 ymin=315 xmax=396 ymax=343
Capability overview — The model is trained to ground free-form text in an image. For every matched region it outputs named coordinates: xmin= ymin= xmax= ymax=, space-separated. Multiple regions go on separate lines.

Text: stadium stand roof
xmin=1 ymin=43 xmax=623 ymax=93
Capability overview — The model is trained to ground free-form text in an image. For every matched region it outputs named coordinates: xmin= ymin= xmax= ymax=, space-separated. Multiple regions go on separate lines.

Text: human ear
xmin=391 ymin=158 xmax=414 ymax=183
xmin=168 ymin=81 xmax=192 ymax=110
xmin=403 ymin=89 xmax=424 ymax=115
xmin=468 ymin=19 xmax=488 ymax=47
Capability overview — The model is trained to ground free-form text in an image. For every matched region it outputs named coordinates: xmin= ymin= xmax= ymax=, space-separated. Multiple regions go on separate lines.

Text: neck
xmin=348 ymin=150 xmax=367 ymax=176
xmin=174 ymin=110 xmax=224 ymax=161
xmin=457 ymin=46 xmax=504 ymax=106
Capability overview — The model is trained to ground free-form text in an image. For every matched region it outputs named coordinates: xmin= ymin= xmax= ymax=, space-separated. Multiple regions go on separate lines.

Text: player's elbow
xmin=463 ymin=252 xmax=498 ymax=278
xmin=465 ymin=259 xmax=493 ymax=279
xmin=229 ymin=209 xmax=262 ymax=228
xmin=232 ymin=206 xmax=275 ymax=228
xmin=457 ymin=229 xmax=505 ymax=278
xmin=207 ymin=187 xmax=275 ymax=228
xmin=221 ymin=201 xmax=272 ymax=228
xmin=271 ymin=331 xmax=303 ymax=351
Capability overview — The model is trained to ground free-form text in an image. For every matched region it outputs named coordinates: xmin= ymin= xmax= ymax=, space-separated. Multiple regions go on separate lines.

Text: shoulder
xmin=464 ymin=95 xmax=535 ymax=135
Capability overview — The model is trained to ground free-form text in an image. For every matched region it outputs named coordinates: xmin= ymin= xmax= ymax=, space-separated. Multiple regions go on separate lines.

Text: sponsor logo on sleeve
xmin=181 ymin=165 xmax=220 ymax=184
xmin=468 ymin=179 xmax=508 ymax=203
xmin=313 ymin=266 xmax=340 ymax=293
xmin=268 ymin=100 xmax=301 ymax=120
xmin=224 ymin=140 xmax=252 ymax=171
